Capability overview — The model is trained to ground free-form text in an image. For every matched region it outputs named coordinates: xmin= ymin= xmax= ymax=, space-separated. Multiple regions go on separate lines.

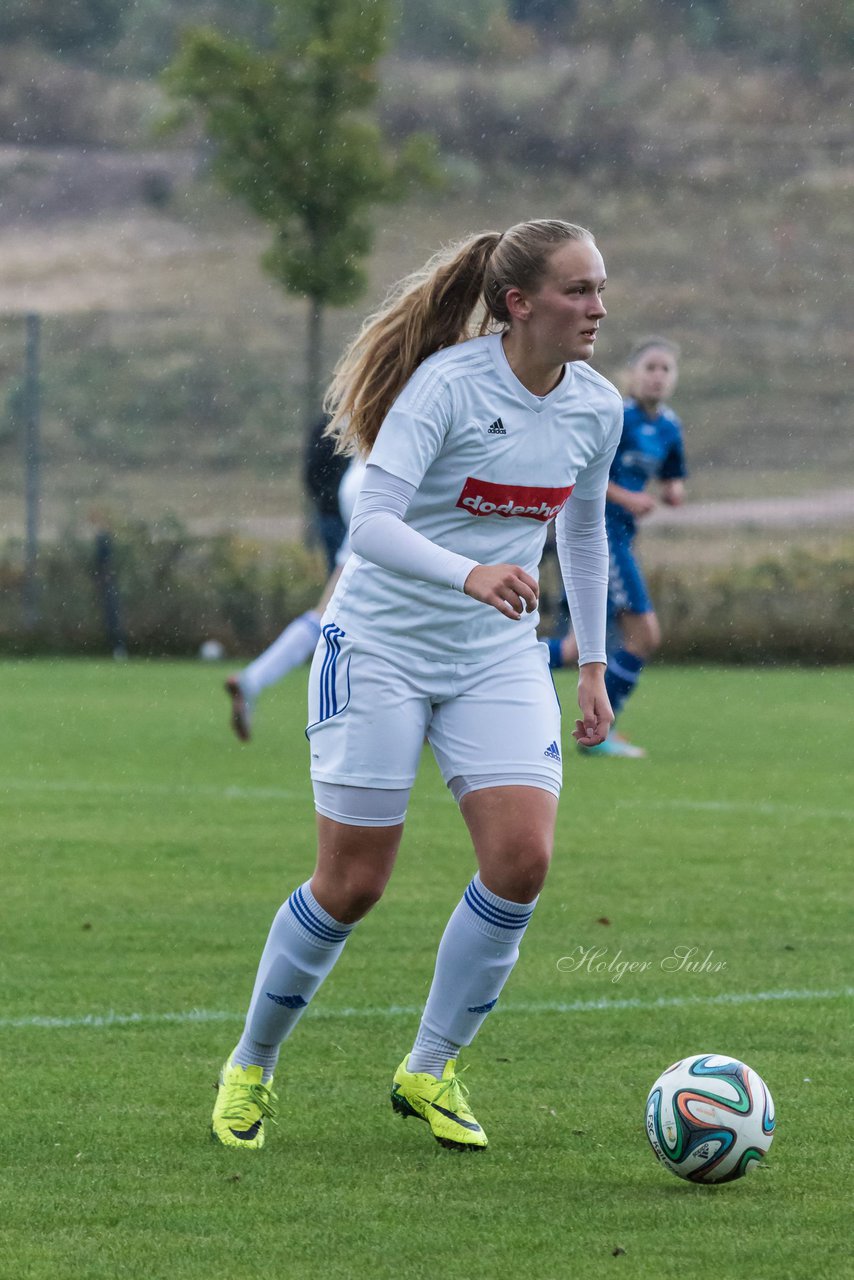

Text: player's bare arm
xmin=607 ymin=481 xmax=657 ymax=517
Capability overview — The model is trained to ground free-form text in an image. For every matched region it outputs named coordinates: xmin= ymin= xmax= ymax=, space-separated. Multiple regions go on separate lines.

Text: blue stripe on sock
xmin=288 ymin=892 xmax=335 ymax=943
xmin=288 ymin=886 xmax=350 ymax=944
xmin=603 ymin=647 xmax=644 ymax=718
xmin=609 ymin=658 xmax=641 ymax=684
xmin=464 ymin=882 xmax=534 ymax=930
xmin=468 ymin=879 xmax=535 ymax=923
xmin=294 ymin=885 xmax=350 ymax=941
xmin=464 ymin=890 xmax=532 ymax=930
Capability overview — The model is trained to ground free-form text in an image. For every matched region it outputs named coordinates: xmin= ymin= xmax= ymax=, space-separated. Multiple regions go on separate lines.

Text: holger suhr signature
xmin=556 ymin=945 xmax=727 ymax=983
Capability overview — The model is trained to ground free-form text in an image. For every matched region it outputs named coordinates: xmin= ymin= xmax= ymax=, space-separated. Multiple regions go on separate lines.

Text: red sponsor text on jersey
xmin=456 ymin=476 xmax=574 ymax=523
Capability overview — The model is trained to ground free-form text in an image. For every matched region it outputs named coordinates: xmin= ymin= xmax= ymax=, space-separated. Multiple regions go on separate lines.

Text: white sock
xmin=232 ymin=881 xmax=354 ymax=1078
xmin=240 ymin=611 xmax=321 ymax=700
xmin=407 ymin=1028 xmax=460 ymax=1079
xmin=408 ymin=873 xmax=537 ymax=1076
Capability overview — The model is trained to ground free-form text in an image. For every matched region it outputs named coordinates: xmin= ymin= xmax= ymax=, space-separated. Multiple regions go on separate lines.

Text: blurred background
xmin=0 ymin=0 xmax=851 ymax=661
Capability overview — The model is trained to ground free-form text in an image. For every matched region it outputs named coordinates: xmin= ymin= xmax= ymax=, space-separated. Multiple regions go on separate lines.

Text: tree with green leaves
xmin=165 ymin=0 xmax=437 ymax=429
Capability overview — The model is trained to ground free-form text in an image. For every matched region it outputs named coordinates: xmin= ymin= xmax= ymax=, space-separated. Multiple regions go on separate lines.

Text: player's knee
xmin=337 ymin=870 xmax=388 ymax=920
xmin=312 ymin=865 xmax=389 ymax=923
xmin=628 ymin=612 xmax=660 ymax=657
xmin=487 ymin=839 xmax=552 ymax=902
xmin=522 ymin=845 xmax=553 ymax=897
xmin=644 ymin=615 xmax=662 ymax=653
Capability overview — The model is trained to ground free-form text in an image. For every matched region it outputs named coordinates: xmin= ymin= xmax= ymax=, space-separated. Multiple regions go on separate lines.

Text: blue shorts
xmin=607 ymin=534 xmax=653 ymax=618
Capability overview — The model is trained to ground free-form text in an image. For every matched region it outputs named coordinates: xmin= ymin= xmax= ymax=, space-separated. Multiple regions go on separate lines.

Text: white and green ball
xmin=645 ymin=1053 xmax=775 ymax=1184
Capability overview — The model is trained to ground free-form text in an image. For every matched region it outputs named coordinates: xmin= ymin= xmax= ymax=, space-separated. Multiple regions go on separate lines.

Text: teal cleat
xmin=579 ymin=732 xmax=647 ymax=759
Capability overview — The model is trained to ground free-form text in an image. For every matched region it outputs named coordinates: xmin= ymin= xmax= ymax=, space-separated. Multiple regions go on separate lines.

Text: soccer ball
xmin=645 ymin=1053 xmax=775 ymax=1183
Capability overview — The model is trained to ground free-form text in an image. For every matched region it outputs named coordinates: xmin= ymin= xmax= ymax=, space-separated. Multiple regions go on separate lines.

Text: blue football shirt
xmin=606 ymin=398 xmax=687 ymax=538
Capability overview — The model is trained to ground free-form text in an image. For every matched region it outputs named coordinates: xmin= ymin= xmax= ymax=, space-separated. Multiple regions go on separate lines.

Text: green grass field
xmin=2 ymin=660 xmax=852 ymax=1279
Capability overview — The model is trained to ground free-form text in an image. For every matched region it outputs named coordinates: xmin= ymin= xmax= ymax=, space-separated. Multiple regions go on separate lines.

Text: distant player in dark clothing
xmin=304 ymin=414 xmax=349 ymax=574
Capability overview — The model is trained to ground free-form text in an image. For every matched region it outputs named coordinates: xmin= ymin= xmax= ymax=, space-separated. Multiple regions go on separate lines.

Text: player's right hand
xmin=463 ymin=564 xmax=539 ymax=620
xmin=572 ymin=662 xmax=614 ymax=746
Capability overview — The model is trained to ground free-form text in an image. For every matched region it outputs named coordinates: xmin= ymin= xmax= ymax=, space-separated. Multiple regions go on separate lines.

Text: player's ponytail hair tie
xmin=325 ymin=219 xmax=595 ymax=456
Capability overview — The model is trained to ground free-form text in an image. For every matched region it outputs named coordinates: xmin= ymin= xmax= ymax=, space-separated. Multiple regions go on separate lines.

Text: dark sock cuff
xmin=612 ymin=648 xmax=645 ymax=675
xmin=547 ymin=636 xmax=564 ymax=670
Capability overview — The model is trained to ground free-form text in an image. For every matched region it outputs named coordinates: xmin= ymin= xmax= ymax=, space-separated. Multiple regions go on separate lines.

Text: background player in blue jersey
xmin=548 ymin=337 xmax=687 ymax=756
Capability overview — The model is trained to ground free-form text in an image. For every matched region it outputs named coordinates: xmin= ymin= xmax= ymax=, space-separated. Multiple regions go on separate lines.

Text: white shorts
xmin=306 ymin=624 xmax=563 ymax=795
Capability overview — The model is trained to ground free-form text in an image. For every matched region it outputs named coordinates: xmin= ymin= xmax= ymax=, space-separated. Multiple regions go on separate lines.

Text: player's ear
xmin=505 ymin=287 xmax=532 ymax=322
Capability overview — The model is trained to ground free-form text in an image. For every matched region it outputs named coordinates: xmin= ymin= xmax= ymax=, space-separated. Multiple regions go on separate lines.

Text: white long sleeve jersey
xmin=326 ymin=333 xmax=623 ymax=665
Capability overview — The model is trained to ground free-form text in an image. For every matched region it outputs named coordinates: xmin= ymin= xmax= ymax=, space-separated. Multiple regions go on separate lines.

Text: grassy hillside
xmin=0 ymin=43 xmax=850 ymax=544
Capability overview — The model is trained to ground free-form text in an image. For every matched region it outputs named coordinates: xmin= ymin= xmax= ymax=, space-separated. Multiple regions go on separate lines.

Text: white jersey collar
xmin=487 ymin=332 xmax=572 ymax=414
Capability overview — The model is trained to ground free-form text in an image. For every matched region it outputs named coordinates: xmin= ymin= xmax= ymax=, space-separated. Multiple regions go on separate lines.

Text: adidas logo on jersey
xmin=544 ymin=740 xmax=562 ymax=762
xmin=486 ymin=417 xmax=506 ymax=435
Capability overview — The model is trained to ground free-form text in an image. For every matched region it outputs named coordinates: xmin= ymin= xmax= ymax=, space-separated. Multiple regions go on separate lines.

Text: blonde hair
xmin=325 ymin=219 xmax=594 ymax=455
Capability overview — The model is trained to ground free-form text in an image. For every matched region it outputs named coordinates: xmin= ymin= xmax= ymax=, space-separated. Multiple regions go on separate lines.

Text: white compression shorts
xmin=312 ymin=781 xmax=410 ymax=827
xmin=313 ymin=773 xmax=560 ymax=828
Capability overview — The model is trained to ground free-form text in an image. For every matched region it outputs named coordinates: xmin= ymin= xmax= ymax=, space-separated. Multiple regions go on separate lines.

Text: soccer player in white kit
xmin=211 ymin=219 xmax=622 ymax=1152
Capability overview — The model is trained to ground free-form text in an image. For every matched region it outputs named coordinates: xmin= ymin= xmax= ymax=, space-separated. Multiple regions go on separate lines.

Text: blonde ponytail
xmin=324 ymin=232 xmax=501 ymax=456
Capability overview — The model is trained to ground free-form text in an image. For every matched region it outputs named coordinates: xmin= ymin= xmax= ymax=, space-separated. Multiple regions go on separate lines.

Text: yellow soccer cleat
xmin=211 ymin=1056 xmax=278 ymax=1150
xmin=391 ymin=1056 xmax=488 ymax=1151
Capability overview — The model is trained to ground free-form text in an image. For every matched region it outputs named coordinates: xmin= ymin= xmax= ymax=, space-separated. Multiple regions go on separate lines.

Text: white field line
xmin=4 ymin=987 xmax=852 ymax=1033
xmin=1 ymin=776 xmax=852 ymax=823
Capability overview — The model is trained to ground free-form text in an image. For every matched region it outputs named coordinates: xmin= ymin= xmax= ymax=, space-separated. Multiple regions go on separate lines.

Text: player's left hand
xmin=572 ymin=663 xmax=614 ymax=746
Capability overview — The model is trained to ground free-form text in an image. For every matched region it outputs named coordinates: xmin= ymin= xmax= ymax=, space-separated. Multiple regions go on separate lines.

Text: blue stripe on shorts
xmin=318 ymin=623 xmax=348 ymax=722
